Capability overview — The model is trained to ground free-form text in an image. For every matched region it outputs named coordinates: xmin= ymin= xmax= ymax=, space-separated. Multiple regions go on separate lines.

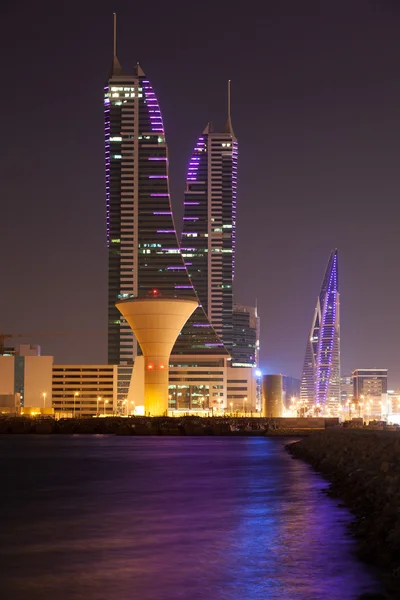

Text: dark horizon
xmin=1 ymin=1 xmax=400 ymax=384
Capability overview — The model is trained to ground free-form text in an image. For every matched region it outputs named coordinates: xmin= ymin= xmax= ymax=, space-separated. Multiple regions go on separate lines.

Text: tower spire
xmin=222 ymin=79 xmax=235 ymax=135
xmin=113 ymin=12 xmax=117 ymax=58
xmin=110 ymin=12 xmax=124 ymax=77
xmin=228 ymin=79 xmax=231 ymax=121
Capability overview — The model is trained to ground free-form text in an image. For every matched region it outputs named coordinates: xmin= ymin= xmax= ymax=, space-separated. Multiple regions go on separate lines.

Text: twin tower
xmin=106 ymin=16 xmax=237 ymax=413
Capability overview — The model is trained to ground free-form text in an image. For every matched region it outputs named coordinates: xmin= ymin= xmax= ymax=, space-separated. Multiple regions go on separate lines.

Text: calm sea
xmin=0 ymin=436 xmax=384 ymax=600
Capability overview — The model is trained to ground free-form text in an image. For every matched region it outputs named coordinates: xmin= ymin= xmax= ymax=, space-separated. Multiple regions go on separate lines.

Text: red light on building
xmin=147 ymin=364 xmax=154 ymax=370
xmin=159 ymin=364 xmax=165 ymax=370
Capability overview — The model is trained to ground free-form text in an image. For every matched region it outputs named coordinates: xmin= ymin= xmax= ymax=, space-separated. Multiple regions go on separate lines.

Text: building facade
xmin=167 ymin=356 xmax=258 ymax=414
xmin=52 ymin=365 xmax=118 ymax=418
xmin=300 ymin=249 xmax=340 ymax=412
xmin=340 ymin=375 xmax=353 ymax=406
xmin=231 ymin=304 xmax=259 ymax=367
xmin=0 ymin=355 xmax=53 ymax=409
xmin=180 ymin=103 xmax=237 ymax=351
xmin=352 ymin=368 xmax=388 ymax=419
xmin=262 ymin=375 xmax=284 ymax=418
xmin=105 ymin=28 xmax=227 ymax=368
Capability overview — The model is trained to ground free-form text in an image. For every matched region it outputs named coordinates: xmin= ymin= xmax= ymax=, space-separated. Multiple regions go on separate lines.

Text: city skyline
xmin=1 ymin=2 xmax=400 ymax=384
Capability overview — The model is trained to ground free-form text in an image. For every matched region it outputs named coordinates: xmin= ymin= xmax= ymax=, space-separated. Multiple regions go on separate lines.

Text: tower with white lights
xmin=180 ymin=82 xmax=238 ymax=351
xmin=105 ymin=15 xmax=227 ymax=365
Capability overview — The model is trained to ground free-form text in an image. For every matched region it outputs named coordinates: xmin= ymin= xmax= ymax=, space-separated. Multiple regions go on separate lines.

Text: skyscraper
xmin=231 ymin=304 xmax=260 ymax=367
xmin=180 ymin=83 xmax=238 ymax=351
xmin=105 ymin=16 xmax=226 ymax=365
xmin=300 ymin=249 xmax=340 ymax=411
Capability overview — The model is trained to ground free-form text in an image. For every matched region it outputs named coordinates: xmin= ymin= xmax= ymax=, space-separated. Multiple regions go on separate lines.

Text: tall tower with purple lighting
xmin=181 ymin=81 xmax=238 ymax=351
xmin=300 ymin=249 xmax=341 ymax=412
xmin=105 ymin=15 xmax=227 ymax=364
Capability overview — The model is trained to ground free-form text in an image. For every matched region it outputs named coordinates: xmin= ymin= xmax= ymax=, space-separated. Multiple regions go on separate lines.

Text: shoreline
xmin=0 ymin=415 xmax=325 ymax=437
xmin=286 ymin=430 xmax=400 ymax=600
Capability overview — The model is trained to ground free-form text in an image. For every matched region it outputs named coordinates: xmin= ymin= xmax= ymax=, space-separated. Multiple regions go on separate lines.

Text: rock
xmin=286 ymin=429 xmax=400 ymax=597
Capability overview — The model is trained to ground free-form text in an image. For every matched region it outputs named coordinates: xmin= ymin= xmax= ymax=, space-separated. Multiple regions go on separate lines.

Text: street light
xmin=104 ymin=399 xmax=109 ymax=415
xmin=97 ymin=396 xmax=101 ymax=417
xmin=123 ymin=399 xmax=127 ymax=416
xmin=74 ymin=392 xmax=79 ymax=418
xmin=230 ymin=402 xmax=233 ymax=415
xmin=42 ymin=392 xmax=47 ymax=411
xmin=243 ymin=396 xmax=247 ymax=415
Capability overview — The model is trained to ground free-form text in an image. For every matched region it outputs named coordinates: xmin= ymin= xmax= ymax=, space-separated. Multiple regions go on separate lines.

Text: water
xmin=0 ymin=436 xmax=384 ymax=600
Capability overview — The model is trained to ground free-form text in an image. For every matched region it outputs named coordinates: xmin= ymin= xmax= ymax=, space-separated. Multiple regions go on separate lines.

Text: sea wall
xmin=287 ymin=430 xmax=400 ymax=596
xmin=0 ymin=415 xmax=337 ymax=436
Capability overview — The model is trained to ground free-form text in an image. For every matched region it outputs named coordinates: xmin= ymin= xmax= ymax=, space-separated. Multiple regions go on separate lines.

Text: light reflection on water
xmin=0 ymin=436 xmax=384 ymax=600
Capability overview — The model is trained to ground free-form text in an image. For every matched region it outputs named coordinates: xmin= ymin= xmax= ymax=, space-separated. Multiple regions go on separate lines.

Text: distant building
xmin=166 ymin=356 xmax=258 ymax=414
xmin=352 ymin=368 xmax=388 ymax=418
xmin=387 ymin=389 xmax=400 ymax=424
xmin=0 ymin=355 xmax=53 ymax=409
xmin=226 ymin=367 xmax=258 ymax=413
xmin=340 ymin=375 xmax=353 ymax=405
xmin=0 ymin=344 xmax=40 ymax=357
xmin=52 ymin=365 xmax=118 ymax=418
xmin=300 ymin=249 xmax=341 ymax=412
xmin=282 ymin=376 xmax=301 ymax=409
xmin=262 ymin=375 xmax=284 ymax=418
xmin=231 ymin=304 xmax=260 ymax=367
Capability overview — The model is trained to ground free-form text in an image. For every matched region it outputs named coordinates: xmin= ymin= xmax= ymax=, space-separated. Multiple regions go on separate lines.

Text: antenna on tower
xmin=222 ymin=80 xmax=234 ymax=135
xmin=228 ymin=79 xmax=231 ymax=121
xmin=113 ymin=13 xmax=117 ymax=58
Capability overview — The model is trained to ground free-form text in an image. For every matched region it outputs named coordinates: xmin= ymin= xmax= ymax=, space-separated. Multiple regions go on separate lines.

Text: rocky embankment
xmin=287 ymin=429 xmax=400 ymax=598
xmin=0 ymin=415 xmax=329 ymax=436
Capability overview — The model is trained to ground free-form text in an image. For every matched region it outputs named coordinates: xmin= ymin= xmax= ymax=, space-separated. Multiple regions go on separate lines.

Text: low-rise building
xmin=352 ymin=368 xmax=388 ymax=419
xmin=52 ymin=365 xmax=118 ymax=418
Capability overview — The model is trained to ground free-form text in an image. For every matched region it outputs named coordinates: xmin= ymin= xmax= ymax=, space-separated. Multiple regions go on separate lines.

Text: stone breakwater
xmin=0 ymin=415 xmax=335 ymax=436
xmin=287 ymin=429 xmax=400 ymax=599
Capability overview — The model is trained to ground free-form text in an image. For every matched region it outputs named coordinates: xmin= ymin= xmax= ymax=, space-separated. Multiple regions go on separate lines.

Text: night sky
xmin=1 ymin=1 xmax=400 ymax=384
